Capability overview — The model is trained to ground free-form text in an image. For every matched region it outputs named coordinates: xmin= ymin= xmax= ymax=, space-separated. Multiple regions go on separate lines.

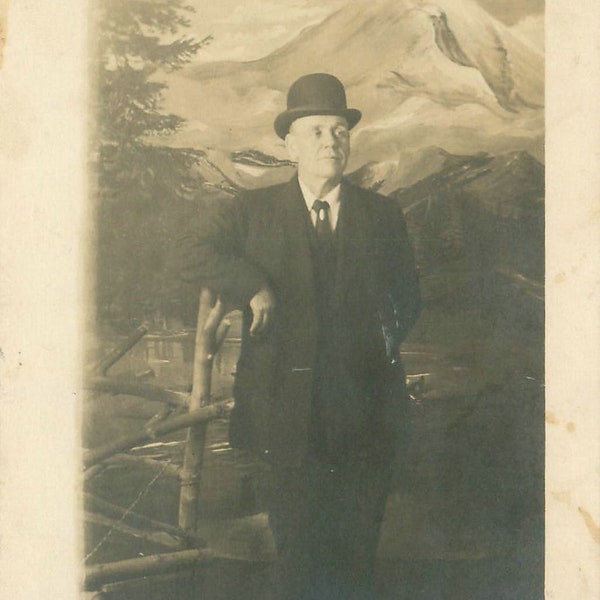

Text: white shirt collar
xmin=298 ymin=179 xmax=342 ymax=231
xmin=298 ymin=179 xmax=341 ymax=211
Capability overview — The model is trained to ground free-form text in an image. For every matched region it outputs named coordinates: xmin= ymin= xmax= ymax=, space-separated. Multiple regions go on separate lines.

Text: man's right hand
xmin=249 ymin=287 xmax=276 ymax=336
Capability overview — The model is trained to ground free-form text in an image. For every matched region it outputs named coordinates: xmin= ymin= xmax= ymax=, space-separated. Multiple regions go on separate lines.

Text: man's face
xmin=285 ymin=115 xmax=350 ymax=184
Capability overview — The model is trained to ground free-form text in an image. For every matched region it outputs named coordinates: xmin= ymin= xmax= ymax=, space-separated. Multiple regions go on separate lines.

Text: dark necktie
xmin=311 ymin=199 xmax=333 ymax=244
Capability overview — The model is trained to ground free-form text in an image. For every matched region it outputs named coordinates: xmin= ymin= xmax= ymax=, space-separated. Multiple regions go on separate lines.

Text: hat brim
xmin=274 ymin=107 xmax=362 ymax=139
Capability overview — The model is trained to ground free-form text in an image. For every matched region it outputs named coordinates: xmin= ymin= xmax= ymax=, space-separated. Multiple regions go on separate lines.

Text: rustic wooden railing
xmin=82 ymin=290 xmax=255 ymax=593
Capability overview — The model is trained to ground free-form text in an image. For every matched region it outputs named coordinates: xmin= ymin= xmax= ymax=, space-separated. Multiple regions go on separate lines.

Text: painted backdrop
xmin=87 ymin=1 xmax=545 ymax=598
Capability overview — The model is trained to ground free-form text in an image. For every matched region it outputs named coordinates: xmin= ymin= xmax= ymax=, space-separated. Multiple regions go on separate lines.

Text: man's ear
xmin=285 ymin=131 xmax=299 ymax=162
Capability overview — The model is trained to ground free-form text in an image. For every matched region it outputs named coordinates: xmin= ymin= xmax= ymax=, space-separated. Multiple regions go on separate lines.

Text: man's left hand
xmin=249 ymin=286 xmax=277 ymax=336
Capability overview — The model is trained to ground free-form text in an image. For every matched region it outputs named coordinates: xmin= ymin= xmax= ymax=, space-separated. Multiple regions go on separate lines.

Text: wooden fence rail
xmin=84 ymin=493 xmax=206 ymax=546
xmin=92 ymin=323 xmax=150 ymax=376
xmin=83 ymin=400 xmax=233 ymax=469
xmin=86 ymin=377 xmax=188 ymax=407
xmin=84 ymin=549 xmax=214 ymax=590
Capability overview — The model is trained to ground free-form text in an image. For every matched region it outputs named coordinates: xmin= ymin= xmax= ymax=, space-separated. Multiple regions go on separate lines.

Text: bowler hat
xmin=274 ymin=73 xmax=362 ymax=139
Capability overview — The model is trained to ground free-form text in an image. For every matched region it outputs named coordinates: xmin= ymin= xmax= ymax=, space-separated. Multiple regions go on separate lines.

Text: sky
xmin=186 ymin=0 xmax=346 ymax=64
xmin=184 ymin=0 xmax=544 ymax=64
xmin=474 ymin=0 xmax=544 ymax=25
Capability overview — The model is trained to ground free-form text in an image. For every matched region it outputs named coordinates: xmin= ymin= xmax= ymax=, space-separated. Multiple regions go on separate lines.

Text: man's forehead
xmin=291 ymin=114 xmax=349 ymax=131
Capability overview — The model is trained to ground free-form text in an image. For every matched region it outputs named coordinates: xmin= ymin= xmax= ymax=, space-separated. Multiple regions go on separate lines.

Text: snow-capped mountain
xmin=161 ymin=0 xmax=543 ymax=189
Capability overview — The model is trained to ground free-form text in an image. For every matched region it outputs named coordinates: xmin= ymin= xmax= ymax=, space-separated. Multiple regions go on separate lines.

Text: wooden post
xmin=178 ymin=289 xmax=227 ymax=533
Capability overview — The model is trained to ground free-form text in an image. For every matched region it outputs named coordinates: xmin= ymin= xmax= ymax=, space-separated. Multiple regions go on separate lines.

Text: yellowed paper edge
xmin=0 ymin=0 xmax=598 ymax=598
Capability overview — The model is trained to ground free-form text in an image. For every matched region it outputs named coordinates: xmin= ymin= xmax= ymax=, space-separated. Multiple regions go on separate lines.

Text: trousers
xmin=266 ymin=457 xmax=394 ymax=600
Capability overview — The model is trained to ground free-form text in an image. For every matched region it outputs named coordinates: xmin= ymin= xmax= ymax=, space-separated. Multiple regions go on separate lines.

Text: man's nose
xmin=322 ymin=129 xmax=340 ymax=147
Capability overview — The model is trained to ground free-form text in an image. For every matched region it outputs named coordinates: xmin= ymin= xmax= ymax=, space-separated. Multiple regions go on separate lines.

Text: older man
xmin=180 ymin=73 xmax=421 ymax=600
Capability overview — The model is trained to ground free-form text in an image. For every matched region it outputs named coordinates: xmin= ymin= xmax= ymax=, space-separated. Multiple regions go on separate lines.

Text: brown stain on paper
xmin=546 ymin=411 xmax=576 ymax=433
xmin=578 ymin=506 xmax=600 ymax=545
xmin=554 ymin=272 xmax=567 ymax=284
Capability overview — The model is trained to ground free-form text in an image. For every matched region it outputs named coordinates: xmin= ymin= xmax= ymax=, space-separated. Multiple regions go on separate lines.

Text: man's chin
xmin=317 ymin=164 xmax=345 ymax=180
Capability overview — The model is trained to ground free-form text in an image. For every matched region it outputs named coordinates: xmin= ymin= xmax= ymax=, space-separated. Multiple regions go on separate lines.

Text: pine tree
xmin=92 ymin=0 xmax=211 ymax=325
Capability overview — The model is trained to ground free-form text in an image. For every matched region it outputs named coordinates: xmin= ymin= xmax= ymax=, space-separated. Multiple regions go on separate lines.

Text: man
xmin=180 ymin=73 xmax=421 ymax=599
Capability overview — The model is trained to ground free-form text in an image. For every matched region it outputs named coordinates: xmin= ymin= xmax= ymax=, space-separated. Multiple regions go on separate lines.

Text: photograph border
xmin=0 ymin=0 xmax=598 ymax=597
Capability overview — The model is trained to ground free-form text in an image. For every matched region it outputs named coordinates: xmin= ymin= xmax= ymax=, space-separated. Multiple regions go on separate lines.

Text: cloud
xmin=473 ymin=0 xmax=544 ymax=25
xmin=185 ymin=0 xmax=344 ymax=63
xmin=226 ymin=0 xmax=330 ymax=25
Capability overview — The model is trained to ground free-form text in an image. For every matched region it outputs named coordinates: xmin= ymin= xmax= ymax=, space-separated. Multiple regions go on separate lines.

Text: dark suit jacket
xmin=180 ymin=177 xmax=421 ymax=466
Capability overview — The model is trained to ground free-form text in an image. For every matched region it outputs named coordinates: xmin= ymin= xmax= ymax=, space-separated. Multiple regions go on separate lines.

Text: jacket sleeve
xmin=177 ymin=194 xmax=268 ymax=307
xmin=386 ymin=199 xmax=422 ymax=345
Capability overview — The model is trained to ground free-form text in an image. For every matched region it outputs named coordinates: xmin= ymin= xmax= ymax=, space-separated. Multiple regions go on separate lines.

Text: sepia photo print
xmin=81 ymin=1 xmax=548 ymax=598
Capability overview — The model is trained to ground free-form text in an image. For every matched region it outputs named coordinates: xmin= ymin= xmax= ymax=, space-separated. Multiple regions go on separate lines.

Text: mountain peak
xmin=162 ymin=0 xmax=543 ymax=183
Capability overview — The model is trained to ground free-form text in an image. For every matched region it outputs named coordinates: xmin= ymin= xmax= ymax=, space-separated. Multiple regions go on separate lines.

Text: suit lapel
xmin=276 ymin=177 xmax=316 ymax=309
xmin=335 ymin=181 xmax=369 ymax=306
